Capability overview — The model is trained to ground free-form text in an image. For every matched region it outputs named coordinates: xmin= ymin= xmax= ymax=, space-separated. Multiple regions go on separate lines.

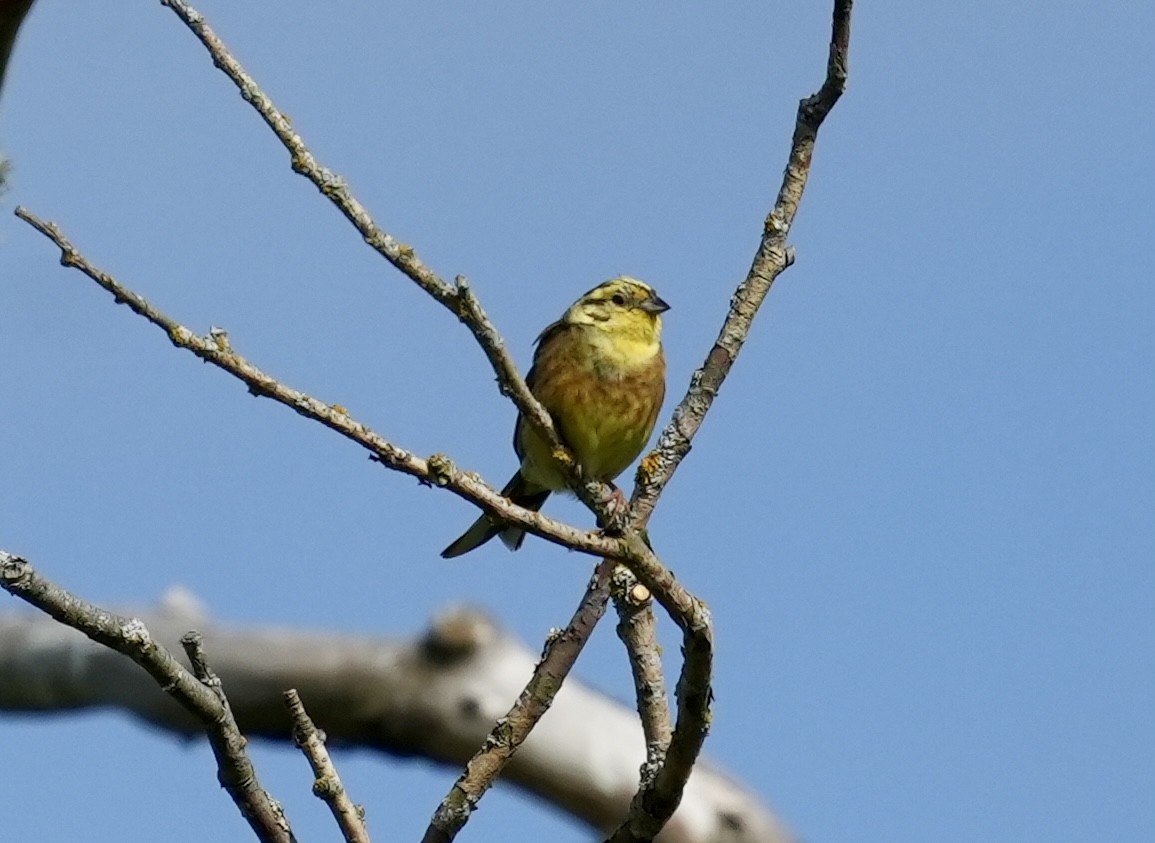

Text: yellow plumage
xmin=442 ymin=276 xmax=668 ymax=558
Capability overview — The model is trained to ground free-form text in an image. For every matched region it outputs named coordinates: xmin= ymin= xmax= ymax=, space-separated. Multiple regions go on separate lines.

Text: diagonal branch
xmin=285 ymin=689 xmax=371 ymax=843
xmin=630 ymin=0 xmax=853 ymax=527
xmin=0 ymin=551 xmax=295 ymax=843
xmin=13 ymin=206 xmax=622 ymax=562
xmin=421 ymin=557 xmax=617 ymax=843
xmin=165 ymin=0 xmax=450 ymax=302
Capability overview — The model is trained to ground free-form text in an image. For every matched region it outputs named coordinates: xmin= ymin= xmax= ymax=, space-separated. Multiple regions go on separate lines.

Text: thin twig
xmin=0 ymin=550 xmax=295 ymax=843
xmin=630 ymin=0 xmax=854 ymax=527
xmin=12 ymin=206 xmax=622 ymax=562
xmin=285 ymin=689 xmax=371 ymax=843
xmin=421 ymin=557 xmax=617 ymax=843
xmin=181 ymin=632 xmax=297 ymax=841
xmin=599 ymin=530 xmax=716 ymax=837
xmin=160 ymin=5 xmax=447 ymax=304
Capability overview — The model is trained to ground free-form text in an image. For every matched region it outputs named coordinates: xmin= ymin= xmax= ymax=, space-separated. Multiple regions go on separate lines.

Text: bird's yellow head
xmin=562 ymin=276 xmax=670 ymax=359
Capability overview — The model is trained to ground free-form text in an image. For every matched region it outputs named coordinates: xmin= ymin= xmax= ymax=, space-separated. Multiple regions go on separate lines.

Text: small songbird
xmin=442 ymin=276 xmax=669 ymax=558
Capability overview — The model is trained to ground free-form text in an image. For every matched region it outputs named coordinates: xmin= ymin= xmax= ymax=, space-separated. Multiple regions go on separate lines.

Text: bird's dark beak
xmin=641 ymin=292 xmax=670 ymax=315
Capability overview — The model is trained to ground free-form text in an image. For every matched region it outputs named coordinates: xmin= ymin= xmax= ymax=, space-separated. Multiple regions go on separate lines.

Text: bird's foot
xmin=595 ymin=484 xmax=631 ymax=536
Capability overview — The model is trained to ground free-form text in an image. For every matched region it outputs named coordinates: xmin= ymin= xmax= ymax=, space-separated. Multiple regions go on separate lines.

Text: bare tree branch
xmin=608 ymin=569 xmax=676 ymax=843
xmin=630 ymin=0 xmax=854 ymax=527
xmin=10 ymin=0 xmax=855 ymax=837
xmin=614 ymin=2 xmax=854 ymax=838
xmin=15 ymin=201 xmax=715 ymax=839
xmin=181 ymin=630 xmax=298 ymax=842
xmin=154 ymin=0 xmax=590 ymax=505
xmin=607 ymin=535 xmax=714 ymax=841
xmin=12 ymin=205 xmax=621 ymax=562
xmin=613 ymin=569 xmax=673 ymax=766
xmin=0 ymin=551 xmax=295 ymax=843
xmin=0 ymin=582 xmax=793 ymax=843
xmin=139 ymin=17 xmax=723 ymax=835
xmin=285 ymin=689 xmax=371 ymax=843
xmin=422 ymin=557 xmax=616 ymax=842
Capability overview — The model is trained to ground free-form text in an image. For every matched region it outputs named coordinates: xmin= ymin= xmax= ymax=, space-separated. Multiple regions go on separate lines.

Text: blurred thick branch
xmin=0 ymin=576 xmax=792 ymax=843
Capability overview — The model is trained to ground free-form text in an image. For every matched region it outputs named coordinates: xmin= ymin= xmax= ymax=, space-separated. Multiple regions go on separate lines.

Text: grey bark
xmin=0 ymin=589 xmax=792 ymax=843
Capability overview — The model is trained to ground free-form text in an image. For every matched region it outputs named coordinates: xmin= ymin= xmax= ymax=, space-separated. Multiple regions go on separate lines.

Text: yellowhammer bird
xmin=442 ymin=276 xmax=669 ymax=558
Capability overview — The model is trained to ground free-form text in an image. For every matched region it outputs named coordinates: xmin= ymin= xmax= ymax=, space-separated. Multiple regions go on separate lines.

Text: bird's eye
xmin=611 ymin=293 xmax=627 ymax=306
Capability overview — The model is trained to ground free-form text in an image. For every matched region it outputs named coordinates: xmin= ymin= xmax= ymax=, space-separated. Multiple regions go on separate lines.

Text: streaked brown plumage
xmin=442 ymin=276 xmax=668 ymax=558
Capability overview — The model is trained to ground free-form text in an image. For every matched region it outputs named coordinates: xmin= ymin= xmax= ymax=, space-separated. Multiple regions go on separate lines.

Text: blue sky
xmin=2 ymin=2 xmax=1152 ymax=841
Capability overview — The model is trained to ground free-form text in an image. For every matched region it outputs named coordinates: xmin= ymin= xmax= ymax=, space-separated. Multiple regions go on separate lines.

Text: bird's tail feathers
xmin=440 ymin=471 xmax=550 ymax=558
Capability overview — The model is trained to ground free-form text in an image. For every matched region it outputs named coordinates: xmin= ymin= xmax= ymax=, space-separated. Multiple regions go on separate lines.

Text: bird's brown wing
xmin=514 ymin=317 xmax=575 ymax=462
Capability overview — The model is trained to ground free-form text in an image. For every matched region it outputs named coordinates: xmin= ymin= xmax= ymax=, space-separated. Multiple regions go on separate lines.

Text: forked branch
xmin=285 ymin=689 xmax=371 ymax=843
xmin=615 ymin=1 xmax=853 ymax=838
xmin=0 ymin=551 xmax=295 ymax=843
